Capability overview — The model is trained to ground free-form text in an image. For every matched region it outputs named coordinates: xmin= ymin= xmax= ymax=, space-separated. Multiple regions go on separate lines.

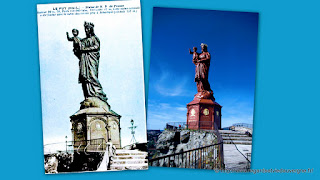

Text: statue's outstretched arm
xmin=66 ymin=32 xmax=73 ymax=41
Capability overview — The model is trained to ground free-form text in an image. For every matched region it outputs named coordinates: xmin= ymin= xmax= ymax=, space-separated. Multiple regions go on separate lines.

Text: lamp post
xmin=65 ymin=136 xmax=68 ymax=153
xmin=129 ymin=119 xmax=137 ymax=145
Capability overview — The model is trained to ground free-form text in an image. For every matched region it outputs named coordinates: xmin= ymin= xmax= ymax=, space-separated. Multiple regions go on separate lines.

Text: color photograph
xmin=147 ymin=7 xmax=258 ymax=171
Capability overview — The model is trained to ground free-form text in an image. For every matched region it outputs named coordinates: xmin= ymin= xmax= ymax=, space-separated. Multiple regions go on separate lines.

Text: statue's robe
xmin=195 ymin=52 xmax=212 ymax=92
xmin=78 ymin=35 xmax=108 ymax=103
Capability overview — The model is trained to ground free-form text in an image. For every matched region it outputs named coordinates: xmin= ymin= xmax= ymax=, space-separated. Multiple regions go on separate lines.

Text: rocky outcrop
xmin=44 ymin=156 xmax=58 ymax=174
xmin=44 ymin=153 xmax=73 ymax=173
xmin=152 ymin=130 xmax=218 ymax=167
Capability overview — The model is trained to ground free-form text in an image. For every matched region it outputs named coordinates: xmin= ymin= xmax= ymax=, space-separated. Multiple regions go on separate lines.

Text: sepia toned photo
xmin=37 ymin=0 xmax=147 ymax=174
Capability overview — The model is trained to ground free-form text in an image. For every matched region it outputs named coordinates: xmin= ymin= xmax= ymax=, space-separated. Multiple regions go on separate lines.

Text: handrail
xmin=232 ymin=123 xmax=253 ymax=128
xmin=76 ymin=142 xmax=82 ymax=154
xmin=200 ymin=123 xmax=224 ymax=167
xmin=97 ymin=142 xmax=102 ymax=151
xmin=45 ymin=138 xmax=107 ymax=154
xmin=84 ymin=144 xmax=89 ymax=155
xmin=227 ymin=133 xmax=251 ymax=169
xmin=150 ymin=142 xmax=222 ymax=161
xmin=44 ymin=138 xmax=106 ymax=146
xmin=166 ymin=122 xmax=188 ymax=130
xmin=149 ymin=141 xmax=223 ymax=169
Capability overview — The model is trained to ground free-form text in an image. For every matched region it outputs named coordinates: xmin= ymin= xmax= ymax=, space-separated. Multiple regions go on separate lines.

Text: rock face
xmin=44 ymin=153 xmax=73 ymax=173
xmin=152 ymin=130 xmax=217 ymax=167
xmin=44 ymin=156 xmax=58 ymax=174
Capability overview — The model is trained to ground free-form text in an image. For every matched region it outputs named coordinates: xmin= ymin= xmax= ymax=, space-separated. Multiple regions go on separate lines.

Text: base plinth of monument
xmin=186 ymin=92 xmax=222 ymax=130
xmin=70 ymin=107 xmax=121 ymax=149
xmin=80 ymin=97 xmax=110 ymax=111
xmin=194 ymin=91 xmax=215 ymax=100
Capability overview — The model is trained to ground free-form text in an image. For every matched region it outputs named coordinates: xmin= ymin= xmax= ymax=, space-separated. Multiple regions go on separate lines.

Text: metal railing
xmin=246 ymin=153 xmax=251 ymax=170
xmin=73 ymin=138 xmax=107 ymax=152
xmin=149 ymin=142 xmax=224 ymax=169
xmin=226 ymin=133 xmax=251 ymax=170
xmin=166 ymin=121 xmax=219 ymax=131
xmin=166 ymin=122 xmax=188 ymax=130
xmin=204 ymin=122 xmax=224 ymax=166
xmin=44 ymin=138 xmax=107 ymax=154
xmin=232 ymin=123 xmax=253 ymax=129
xmin=150 ymin=122 xmax=224 ymax=169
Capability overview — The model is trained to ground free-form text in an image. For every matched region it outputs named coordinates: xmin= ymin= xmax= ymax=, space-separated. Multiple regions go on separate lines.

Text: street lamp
xmin=129 ymin=119 xmax=137 ymax=144
xmin=65 ymin=136 xmax=68 ymax=153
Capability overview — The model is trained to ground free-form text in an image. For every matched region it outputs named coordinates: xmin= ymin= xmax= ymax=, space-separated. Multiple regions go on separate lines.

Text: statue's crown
xmin=201 ymin=43 xmax=208 ymax=47
xmin=84 ymin=21 xmax=94 ymax=28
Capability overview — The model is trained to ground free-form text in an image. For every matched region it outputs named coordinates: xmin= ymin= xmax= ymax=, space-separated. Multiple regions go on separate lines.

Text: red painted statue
xmin=189 ymin=43 xmax=213 ymax=99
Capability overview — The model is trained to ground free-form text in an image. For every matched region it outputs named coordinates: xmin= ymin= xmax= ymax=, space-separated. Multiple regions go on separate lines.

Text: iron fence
xmin=166 ymin=122 xmax=188 ymax=130
xmin=232 ymin=123 xmax=253 ymax=129
xmin=151 ymin=122 xmax=224 ymax=169
xmin=73 ymin=138 xmax=107 ymax=153
xmin=149 ymin=142 xmax=224 ymax=169
xmin=166 ymin=121 xmax=219 ymax=131
xmin=44 ymin=138 xmax=107 ymax=154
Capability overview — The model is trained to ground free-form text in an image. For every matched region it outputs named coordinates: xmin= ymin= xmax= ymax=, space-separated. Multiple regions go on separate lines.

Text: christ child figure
xmin=189 ymin=47 xmax=199 ymax=64
xmin=66 ymin=29 xmax=82 ymax=60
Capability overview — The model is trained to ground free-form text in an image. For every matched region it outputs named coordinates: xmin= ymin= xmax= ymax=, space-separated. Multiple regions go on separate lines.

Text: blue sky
xmin=147 ymin=7 xmax=259 ymax=130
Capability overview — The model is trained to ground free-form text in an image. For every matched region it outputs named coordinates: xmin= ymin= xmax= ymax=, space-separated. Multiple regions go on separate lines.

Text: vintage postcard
xmin=37 ymin=0 xmax=147 ymax=173
xmin=147 ymin=7 xmax=258 ymax=171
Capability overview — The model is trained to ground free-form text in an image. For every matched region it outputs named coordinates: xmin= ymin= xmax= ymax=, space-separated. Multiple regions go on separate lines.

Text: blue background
xmin=1 ymin=0 xmax=319 ymax=179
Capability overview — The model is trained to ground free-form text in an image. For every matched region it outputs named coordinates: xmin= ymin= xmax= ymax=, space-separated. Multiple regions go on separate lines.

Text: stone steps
xmin=115 ymin=150 xmax=148 ymax=156
xmin=223 ymin=140 xmax=252 ymax=145
xmin=113 ymin=155 xmax=146 ymax=160
xmin=110 ymin=163 xmax=148 ymax=170
xmin=222 ymin=136 xmax=252 ymax=141
xmin=219 ymin=130 xmax=246 ymax=134
xmin=112 ymin=159 xmax=148 ymax=165
xmin=109 ymin=149 xmax=148 ymax=170
xmin=219 ymin=130 xmax=252 ymax=145
xmin=221 ymin=134 xmax=248 ymax=137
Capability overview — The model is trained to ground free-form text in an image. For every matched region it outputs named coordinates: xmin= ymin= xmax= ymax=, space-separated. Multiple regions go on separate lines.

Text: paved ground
xmin=223 ymin=144 xmax=251 ymax=170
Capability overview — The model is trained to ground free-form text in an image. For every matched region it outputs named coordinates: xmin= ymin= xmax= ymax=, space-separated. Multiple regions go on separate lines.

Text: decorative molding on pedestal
xmin=186 ymin=93 xmax=222 ymax=130
xmin=70 ymin=107 xmax=121 ymax=149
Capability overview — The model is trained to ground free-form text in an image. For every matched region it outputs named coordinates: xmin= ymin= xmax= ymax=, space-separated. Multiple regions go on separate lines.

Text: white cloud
xmin=147 ymin=101 xmax=187 ymax=130
xmin=153 ymin=70 xmax=192 ymax=97
xmin=218 ymin=97 xmax=254 ymax=128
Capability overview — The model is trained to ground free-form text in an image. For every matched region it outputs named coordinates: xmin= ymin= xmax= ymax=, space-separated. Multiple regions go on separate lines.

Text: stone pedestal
xmin=70 ymin=107 xmax=121 ymax=150
xmin=187 ymin=92 xmax=222 ymax=130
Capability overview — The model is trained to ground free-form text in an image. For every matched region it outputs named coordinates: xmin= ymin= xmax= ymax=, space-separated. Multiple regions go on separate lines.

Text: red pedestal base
xmin=186 ymin=93 xmax=222 ymax=130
